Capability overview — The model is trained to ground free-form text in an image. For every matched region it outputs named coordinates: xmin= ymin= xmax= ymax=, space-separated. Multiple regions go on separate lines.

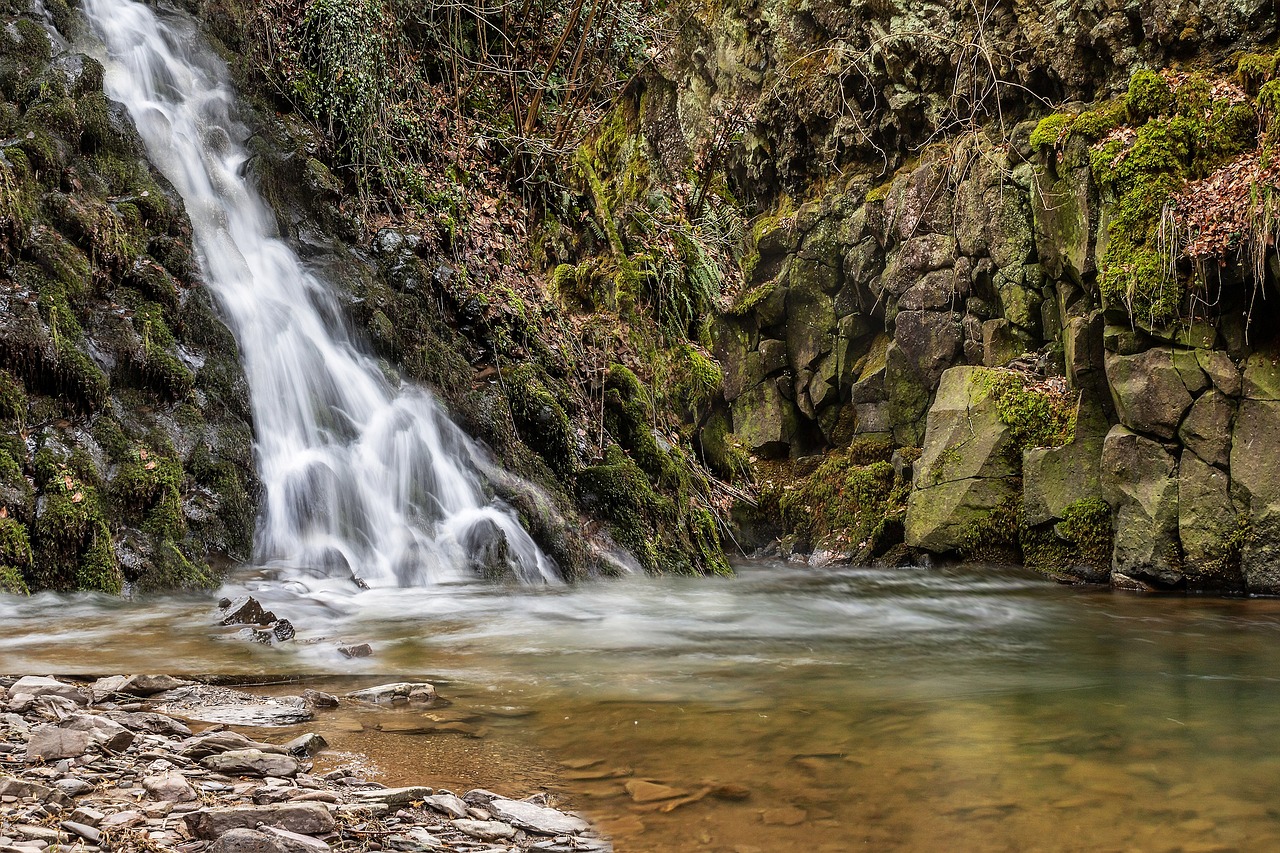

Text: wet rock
xmin=1179 ymin=391 xmax=1234 ymax=470
xmin=282 ymin=733 xmax=328 ymax=757
xmin=463 ymin=789 xmax=502 ymax=805
xmin=183 ymin=731 xmax=289 ymax=758
xmin=185 ymin=804 xmax=337 ymax=839
xmin=220 ymin=596 xmax=276 ymax=626
xmin=905 ymin=366 xmax=1020 ymax=552
xmin=273 ymin=620 xmax=296 ymax=642
xmin=488 ymin=798 xmax=590 ymax=835
xmin=302 ymin=690 xmax=339 ymax=708
xmin=337 ymin=644 xmax=372 ymax=659
xmin=201 ymin=749 xmax=300 ymax=778
xmin=161 ymin=686 xmax=313 ymax=727
xmin=1101 ymin=426 xmax=1182 ymax=585
xmin=450 ymin=819 xmax=516 ymax=841
xmin=623 ymin=780 xmax=685 ymax=804
xmin=345 ymin=683 xmax=436 ymax=706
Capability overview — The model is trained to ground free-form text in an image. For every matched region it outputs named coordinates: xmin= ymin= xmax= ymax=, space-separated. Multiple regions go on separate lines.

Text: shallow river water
xmin=5 ymin=562 xmax=1280 ymax=851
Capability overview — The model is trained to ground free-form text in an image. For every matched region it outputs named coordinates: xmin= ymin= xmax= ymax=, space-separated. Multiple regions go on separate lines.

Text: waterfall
xmin=81 ymin=0 xmax=557 ymax=587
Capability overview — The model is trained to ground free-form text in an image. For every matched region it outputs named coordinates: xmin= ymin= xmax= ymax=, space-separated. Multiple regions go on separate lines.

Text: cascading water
xmin=81 ymin=0 xmax=557 ymax=587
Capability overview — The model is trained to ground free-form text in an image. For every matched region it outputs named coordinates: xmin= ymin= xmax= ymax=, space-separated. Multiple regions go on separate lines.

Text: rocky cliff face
xmin=0 ymin=1 xmax=257 ymax=594
xmin=606 ymin=0 xmax=1280 ymax=592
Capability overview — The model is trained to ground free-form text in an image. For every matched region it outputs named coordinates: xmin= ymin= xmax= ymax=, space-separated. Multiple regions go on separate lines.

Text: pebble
xmin=0 ymin=674 xmax=608 ymax=851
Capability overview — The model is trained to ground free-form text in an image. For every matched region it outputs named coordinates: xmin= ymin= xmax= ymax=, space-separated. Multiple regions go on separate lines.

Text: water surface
xmin=5 ymin=562 xmax=1280 ymax=851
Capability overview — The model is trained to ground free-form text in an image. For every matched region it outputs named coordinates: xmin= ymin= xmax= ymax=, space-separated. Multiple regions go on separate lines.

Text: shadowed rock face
xmin=0 ymin=3 xmax=258 ymax=595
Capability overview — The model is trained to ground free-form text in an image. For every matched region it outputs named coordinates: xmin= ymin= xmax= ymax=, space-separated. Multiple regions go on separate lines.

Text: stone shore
xmin=0 ymin=676 xmax=608 ymax=853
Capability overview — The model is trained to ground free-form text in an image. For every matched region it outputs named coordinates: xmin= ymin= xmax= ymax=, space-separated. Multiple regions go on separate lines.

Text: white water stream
xmin=81 ymin=0 xmax=556 ymax=587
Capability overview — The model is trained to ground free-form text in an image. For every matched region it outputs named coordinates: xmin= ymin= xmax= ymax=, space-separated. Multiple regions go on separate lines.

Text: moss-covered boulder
xmin=905 ymin=367 xmax=1020 ymax=552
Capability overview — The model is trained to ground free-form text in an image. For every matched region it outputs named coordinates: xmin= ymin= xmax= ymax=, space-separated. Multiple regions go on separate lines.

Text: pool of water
xmin=5 ymin=561 xmax=1280 ymax=851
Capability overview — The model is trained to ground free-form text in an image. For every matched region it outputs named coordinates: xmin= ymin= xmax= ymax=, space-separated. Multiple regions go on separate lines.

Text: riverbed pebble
xmin=0 ymin=675 xmax=608 ymax=851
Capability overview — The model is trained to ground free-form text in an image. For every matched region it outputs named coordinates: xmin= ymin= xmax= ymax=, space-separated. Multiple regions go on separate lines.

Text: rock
xmin=0 ymin=778 xmax=72 ymax=807
xmin=487 ymin=799 xmax=590 ymax=835
xmin=1105 ymin=348 xmax=1194 ymax=440
xmin=104 ymin=711 xmax=193 ymax=737
xmin=58 ymin=821 xmax=100 ymax=844
xmin=423 ymin=793 xmax=468 ymax=818
xmin=463 ymin=789 xmax=502 ymax=805
xmin=301 ymin=691 xmax=339 ymax=708
xmin=101 ymin=810 xmax=146 ymax=829
xmin=185 ymin=805 xmax=337 ymax=839
xmin=263 ymin=827 xmax=331 ymax=853
xmin=905 ymin=366 xmax=1020 ymax=551
xmin=1178 ymin=452 xmax=1242 ymax=590
xmin=69 ymin=807 xmax=104 ymax=827
xmin=1022 ymin=399 xmax=1107 ymax=526
xmin=125 ymin=675 xmax=194 ymax=696
xmin=337 ymin=644 xmax=372 ymax=658
xmin=1100 ymin=426 xmax=1182 ymax=584
xmin=208 ymin=829 xmax=289 ymax=853
xmin=1230 ymin=399 xmax=1280 ymax=593
xmin=894 ymin=310 xmax=963 ymax=390
xmin=731 ymin=379 xmax=799 ymax=456
xmin=26 ymin=725 xmax=92 ymax=760
xmin=143 ymin=770 xmax=198 ymax=802
xmin=7 ymin=677 xmax=85 ymax=705
xmin=623 ymin=780 xmax=686 ymax=804
xmin=282 ymin=733 xmax=328 ymax=756
xmin=61 ymin=713 xmax=135 ymax=751
xmin=53 ymin=778 xmax=93 ymax=796
xmin=201 ymin=749 xmax=300 ymax=778
xmin=349 ymin=786 xmax=434 ymax=806
xmin=1197 ymin=349 xmax=1241 ymax=397
xmin=1178 ymin=391 xmax=1234 ymax=469
xmin=345 ymin=683 xmax=437 ymax=706
xmin=89 ymin=675 xmax=131 ymax=703
xmin=1242 ymin=352 xmax=1280 ymax=400
xmin=449 ymin=819 xmax=516 ymax=841
xmin=183 ymin=731 xmax=287 ymax=758
xmin=221 ymin=596 xmax=277 ymax=625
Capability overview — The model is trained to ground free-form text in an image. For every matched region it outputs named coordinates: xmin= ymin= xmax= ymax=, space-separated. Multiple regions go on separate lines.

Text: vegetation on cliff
xmin=0 ymin=5 xmax=257 ymax=594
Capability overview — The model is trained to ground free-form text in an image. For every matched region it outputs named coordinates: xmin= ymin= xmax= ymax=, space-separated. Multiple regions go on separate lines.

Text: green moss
xmin=1237 ymin=52 xmax=1279 ymax=93
xmin=505 ymin=364 xmax=575 ymax=475
xmin=32 ymin=465 xmax=122 ymax=594
xmin=0 ymin=516 xmax=33 ymax=570
xmin=663 ymin=343 xmax=722 ymax=413
xmin=1030 ymin=113 xmax=1073 ymax=152
xmin=575 ymin=447 xmax=663 ymax=572
xmin=0 ymin=565 xmax=28 ymax=595
xmin=763 ymin=452 xmax=907 ymax=557
xmin=698 ymin=408 xmax=750 ymax=483
xmin=1058 ymin=497 xmax=1114 ymax=570
xmin=960 ymin=497 xmax=1023 ymax=564
xmin=1126 ymin=69 xmax=1174 ymax=121
xmin=1071 ymin=100 xmax=1126 ymax=140
xmin=981 ymin=372 xmax=1077 ymax=450
xmin=133 ymin=541 xmax=217 ymax=592
xmin=0 ymin=370 xmax=26 ymax=424
xmin=726 ymin=279 xmax=777 ymax=316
